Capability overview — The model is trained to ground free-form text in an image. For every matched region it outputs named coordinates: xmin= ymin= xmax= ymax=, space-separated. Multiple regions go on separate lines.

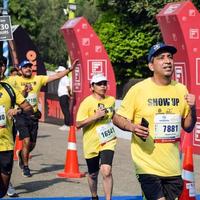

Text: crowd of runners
xmin=0 ymin=42 xmax=197 ymax=200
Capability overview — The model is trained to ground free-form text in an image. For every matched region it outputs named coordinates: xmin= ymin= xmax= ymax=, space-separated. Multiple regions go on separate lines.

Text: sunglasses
xmin=95 ymin=81 xmax=107 ymax=86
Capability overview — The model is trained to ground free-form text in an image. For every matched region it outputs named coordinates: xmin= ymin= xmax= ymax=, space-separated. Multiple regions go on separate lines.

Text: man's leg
xmin=21 ymin=137 xmax=31 ymax=167
xmin=0 ymin=151 xmax=13 ymax=198
xmin=21 ymin=118 xmax=38 ymax=177
xmin=59 ymin=95 xmax=70 ymax=126
xmin=0 ymin=172 xmax=10 ymax=197
xmin=15 ymin=115 xmax=29 ymax=169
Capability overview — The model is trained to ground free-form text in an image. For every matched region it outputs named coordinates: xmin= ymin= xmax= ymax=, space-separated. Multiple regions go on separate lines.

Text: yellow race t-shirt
xmin=76 ymin=95 xmax=116 ymax=159
xmin=0 ymin=83 xmax=25 ymax=151
xmin=14 ymin=75 xmax=48 ymax=112
xmin=116 ymin=78 xmax=190 ymax=176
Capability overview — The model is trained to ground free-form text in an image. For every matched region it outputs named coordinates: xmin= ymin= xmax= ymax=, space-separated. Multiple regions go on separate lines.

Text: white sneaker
xmin=59 ymin=125 xmax=70 ymax=131
xmin=7 ymin=182 xmax=18 ymax=197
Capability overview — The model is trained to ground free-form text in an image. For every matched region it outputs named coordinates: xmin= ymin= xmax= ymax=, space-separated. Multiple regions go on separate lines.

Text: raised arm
xmin=47 ymin=59 xmax=79 ymax=83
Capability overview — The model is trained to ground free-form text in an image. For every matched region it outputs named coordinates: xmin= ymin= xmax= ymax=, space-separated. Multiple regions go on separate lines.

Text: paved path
xmin=6 ymin=122 xmax=200 ymax=198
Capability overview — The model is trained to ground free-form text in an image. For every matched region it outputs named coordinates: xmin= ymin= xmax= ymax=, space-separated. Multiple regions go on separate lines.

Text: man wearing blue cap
xmin=113 ymin=43 xmax=197 ymax=200
xmin=14 ymin=59 xmax=79 ymax=177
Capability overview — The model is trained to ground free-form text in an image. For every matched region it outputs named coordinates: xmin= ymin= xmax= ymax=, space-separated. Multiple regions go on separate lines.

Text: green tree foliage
xmin=94 ymin=12 xmax=154 ymax=84
xmin=93 ymin=0 xmax=187 ymax=85
xmin=9 ymin=0 xmax=69 ymax=67
xmin=8 ymin=0 xmax=101 ymax=69
xmin=77 ymin=0 xmax=100 ymax=24
xmin=6 ymin=0 xmax=200 ymax=85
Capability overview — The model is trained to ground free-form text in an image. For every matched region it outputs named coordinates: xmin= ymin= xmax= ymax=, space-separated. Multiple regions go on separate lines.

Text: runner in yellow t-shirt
xmin=14 ymin=59 xmax=79 ymax=177
xmin=0 ymin=56 xmax=33 ymax=198
xmin=76 ymin=74 xmax=116 ymax=200
xmin=113 ymin=43 xmax=197 ymax=200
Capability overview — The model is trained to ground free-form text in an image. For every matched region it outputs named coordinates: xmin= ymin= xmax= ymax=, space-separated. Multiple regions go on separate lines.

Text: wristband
xmin=68 ymin=67 xmax=72 ymax=72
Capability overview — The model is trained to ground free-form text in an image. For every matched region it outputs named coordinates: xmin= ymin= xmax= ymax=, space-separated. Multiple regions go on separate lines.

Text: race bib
xmin=0 ymin=106 xmax=6 ymax=127
xmin=96 ymin=122 xmax=116 ymax=144
xmin=26 ymin=93 xmax=37 ymax=106
xmin=154 ymin=114 xmax=181 ymax=143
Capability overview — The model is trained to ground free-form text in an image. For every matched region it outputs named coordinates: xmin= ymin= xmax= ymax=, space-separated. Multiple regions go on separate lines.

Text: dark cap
xmin=148 ymin=43 xmax=177 ymax=63
xmin=18 ymin=60 xmax=33 ymax=69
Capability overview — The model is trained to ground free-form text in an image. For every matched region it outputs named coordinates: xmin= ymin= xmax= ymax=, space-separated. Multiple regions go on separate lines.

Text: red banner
xmin=61 ymin=17 xmax=116 ymax=123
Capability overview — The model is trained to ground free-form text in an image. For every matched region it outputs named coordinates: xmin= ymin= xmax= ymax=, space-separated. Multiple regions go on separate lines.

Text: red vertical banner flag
xmin=156 ymin=1 xmax=200 ymax=154
xmin=61 ymin=17 xmax=116 ymax=123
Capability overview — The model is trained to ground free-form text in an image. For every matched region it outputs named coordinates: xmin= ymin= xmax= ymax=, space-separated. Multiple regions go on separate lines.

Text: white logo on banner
xmin=164 ymin=4 xmax=181 ymax=14
xmin=174 ymin=62 xmax=187 ymax=84
xmin=82 ymin=38 xmax=90 ymax=46
xmin=73 ymin=64 xmax=82 ymax=92
xmin=95 ymin=46 xmax=102 ymax=53
xmin=189 ymin=9 xmax=196 ymax=17
xmin=172 ymin=33 xmax=177 ymax=41
xmin=189 ymin=29 xmax=199 ymax=39
xmin=87 ymin=59 xmax=107 ymax=80
xmin=82 ymin=23 xmax=88 ymax=29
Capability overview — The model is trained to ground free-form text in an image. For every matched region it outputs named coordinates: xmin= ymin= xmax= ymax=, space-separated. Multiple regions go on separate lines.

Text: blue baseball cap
xmin=148 ymin=43 xmax=177 ymax=63
xmin=18 ymin=60 xmax=33 ymax=69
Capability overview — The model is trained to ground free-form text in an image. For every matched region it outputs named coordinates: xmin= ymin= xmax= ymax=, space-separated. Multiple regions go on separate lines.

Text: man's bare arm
xmin=47 ymin=59 xmax=79 ymax=83
xmin=112 ymin=113 xmax=149 ymax=139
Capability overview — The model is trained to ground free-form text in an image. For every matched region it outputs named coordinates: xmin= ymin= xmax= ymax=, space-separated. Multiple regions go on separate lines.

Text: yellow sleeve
xmin=13 ymin=88 xmax=26 ymax=105
xmin=76 ymin=100 xmax=89 ymax=122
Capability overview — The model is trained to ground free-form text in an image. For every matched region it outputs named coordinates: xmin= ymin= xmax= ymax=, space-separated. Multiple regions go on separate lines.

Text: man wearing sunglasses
xmin=13 ymin=59 xmax=79 ymax=178
xmin=76 ymin=73 xmax=116 ymax=200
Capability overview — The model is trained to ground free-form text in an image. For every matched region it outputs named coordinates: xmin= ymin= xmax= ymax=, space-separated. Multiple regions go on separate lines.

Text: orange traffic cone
xmin=179 ymin=146 xmax=196 ymax=200
xmin=13 ymin=132 xmax=22 ymax=161
xmin=57 ymin=125 xmax=86 ymax=178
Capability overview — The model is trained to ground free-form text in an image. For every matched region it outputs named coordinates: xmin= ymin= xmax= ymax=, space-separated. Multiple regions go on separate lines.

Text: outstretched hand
xmin=69 ymin=59 xmax=79 ymax=71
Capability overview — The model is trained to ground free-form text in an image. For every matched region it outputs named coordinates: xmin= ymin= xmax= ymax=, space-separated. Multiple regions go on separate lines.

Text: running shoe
xmin=22 ymin=166 xmax=32 ymax=177
xmin=59 ymin=125 xmax=70 ymax=131
xmin=7 ymin=182 xmax=18 ymax=197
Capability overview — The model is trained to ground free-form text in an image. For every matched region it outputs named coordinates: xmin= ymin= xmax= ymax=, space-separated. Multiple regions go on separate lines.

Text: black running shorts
xmin=15 ymin=114 xmax=39 ymax=142
xmin=86 ymin=150 xmax=114 ymax=174
xmin=137 ymin=174 xmax=183 ymax=200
